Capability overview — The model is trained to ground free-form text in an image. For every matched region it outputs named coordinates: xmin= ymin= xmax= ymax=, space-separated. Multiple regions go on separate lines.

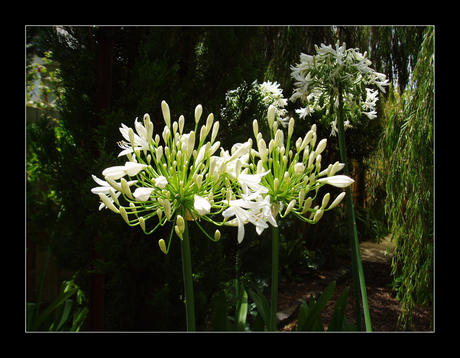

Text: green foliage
xmin=355 ymin=206 xmax=390 ymax=244
xmin=27 ymin=26 xmax=432 ymax=331
xmin=296 ymin=281 xmax=355 ymax=331
xmin=27 ymin=271 xmax=88 ymax=331
xmin=378 ymin=27 xmax=434 ymax=329
xmin=212 ymin=280 xmax=354 ymax=331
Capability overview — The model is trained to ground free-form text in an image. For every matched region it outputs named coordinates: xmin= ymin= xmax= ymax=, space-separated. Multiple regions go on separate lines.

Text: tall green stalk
xmin=180 ymin=216 xmax=196 ymax=331
xmin=269 ymin=222 xmax=280 ymax=331
xmin=337 ymin=87 xmax=372 ymax=332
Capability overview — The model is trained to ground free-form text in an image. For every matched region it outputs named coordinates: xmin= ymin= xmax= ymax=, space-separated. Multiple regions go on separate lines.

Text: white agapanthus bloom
xmin=290 ymin=41 xmax=389 ymax=136
xmin=247 ymin=105 xmax=354 ymax=225
xmin=91 ymin=101 xmax=278 ymax=251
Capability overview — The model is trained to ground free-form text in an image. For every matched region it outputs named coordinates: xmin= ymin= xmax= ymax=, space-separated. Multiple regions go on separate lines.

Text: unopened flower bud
xmin=188 ymin=131 xmax=196 ymax=156
xmin=98 ymin=193 xmax=119 ymax=214
xmin=195 ymin=104 xmax=203 ymax=123
xmin=258 ymin=139 xmax=267 ymax=162
xmin=175 ymin=225 xmax=182 ymax=238
xmin=321 ymin=193 xmax=330 ymax=209
xmin=327 ymin=192 xmax=346 ymax=210
xmin=273 ymin=177 xmax=280 ymax=191
xmin=158 ymin=239 xmax=167 ymax=254
xmin=161 ymin=100 xmax=171 ymax=128
xmin=313 ymin=208 xmax=324 ymax=222
xmin=288 ymin=118 xmax=295 ymax=138
xmin=205 ymin=113 xmax=214 ymax=135
xmin=200 ymin=125 xmax=207 ymax=142
xmin=253 ymin=119 xmax=259 ymax=139
xmin=235 ymin=159 xmax=242 ymax=180
xmin=178 ymin=115 xmax=185 ymax=134
xmin=211 ymin=121 xmax=219 ymax=144
xmin=214 ymin=229 xmax=221 ymax=242
xmin=119 ymin=206 xmax=129 ymax=224
xmin=163 ymin=199 xmax=171 ymax=220
xmin=316 ymin=138 xmax=327 ymax=155
xmin=301 ymin=130 xmax=314 ymax=151
xmin=156 ymin=208 xmax=163 ymax=221
xmin=176 ymin=215 xmax=185 ymax=234
xmin=128 ymin=127 xmax=135 ymax=147
xmin=317 ymin=175 xmax=354 ymax=188
xmin=121 ymin=178 xmax=133 ymax=199
xmin=257 ymin=160 xmax=264 ymax=174
xmin=139 ymin=217 xmax=146 ymax=231
xmin=268 ymin=105 xmax=276 ymax=129
xmin=301 ymin=197 xmax=313 ymax=214
xmin=284 ymin=199 xmax=296 ymax=216
xmin=298 ymin=188 xmax=306 ymax=207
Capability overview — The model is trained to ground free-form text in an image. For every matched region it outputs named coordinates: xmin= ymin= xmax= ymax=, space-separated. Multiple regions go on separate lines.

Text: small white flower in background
xmin=258 ymin=81 xmax=289 ymax=127
xmin=290 ymin=41 xmax=389 ymax=136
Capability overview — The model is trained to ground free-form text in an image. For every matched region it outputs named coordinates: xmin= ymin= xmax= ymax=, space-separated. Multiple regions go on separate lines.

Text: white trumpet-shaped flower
xmin=102 ymin=162 xmax=148 ymax=180
xmin=222 ymin=192 xmax=272 ymax=244
xmin=91 ymin=175 xmax=137 ymax=210
xmin=133 ymin=187 xmax=154 ymax=202
xmin=194 ymin=195 xmax=211 ymax=216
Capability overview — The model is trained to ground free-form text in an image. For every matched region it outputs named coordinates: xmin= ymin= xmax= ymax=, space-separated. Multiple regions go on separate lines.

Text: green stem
xmin=337 ymin=87 xmax=372 ymax=332
xmin=269 ymin=222 xmax=280 ymax=331
xmin=180 ymin=214 xmax=196 ymax=331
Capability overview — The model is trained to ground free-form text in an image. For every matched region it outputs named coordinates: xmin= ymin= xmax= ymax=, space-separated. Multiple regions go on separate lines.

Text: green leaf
xmin=296 ymin=300 xmax=310 ymax=331
xmin=234 ymin=284 xmax=248 ymax=331
xmin=299 ymin=281 xmax=336 ymax=331
xmin=55 ymin=299 xmax=74 ymax=331
xmin=71 ymin=307 xmax=89 ymax=332
xmin=248 ymin=288 xmax=270 ymax=330
xmin=31 ymin=288 xmax=78 ymax=331
xmin=328 ymin=286 xmax=350 ymax=331
xmin=252 ymin=311 xmax=265 ymax=331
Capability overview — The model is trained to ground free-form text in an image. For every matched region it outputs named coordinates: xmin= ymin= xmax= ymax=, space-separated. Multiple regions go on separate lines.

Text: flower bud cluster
xmin=249 ymin=105 xmax=354 ymax=224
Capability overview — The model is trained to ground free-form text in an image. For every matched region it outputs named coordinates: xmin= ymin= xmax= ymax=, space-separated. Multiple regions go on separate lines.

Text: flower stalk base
xmin=180 ymin=217 xmax=196 ymax=331
xmin=270 ymin=223 xmax=280 ymax=331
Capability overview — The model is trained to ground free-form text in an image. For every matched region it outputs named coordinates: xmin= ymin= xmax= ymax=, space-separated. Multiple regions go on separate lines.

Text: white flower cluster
xmin=92 ymin=101 xmax=279 ymax=250
xmin=221 ymin=80 xmax=289 ymax=128
xmin=290 ymin=41 xmax=389 ymax=136
xmin=258 ymin=81 xmax=289 ymax=127
xmin=92 ymin=100 xmax=354 ymax=251
xmin=247 ymin=105 xmax=354 ymax=229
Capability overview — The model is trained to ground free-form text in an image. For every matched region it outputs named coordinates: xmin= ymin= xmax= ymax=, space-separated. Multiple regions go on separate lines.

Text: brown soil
xmin=277 ymin=260 xmax=432 ymax=331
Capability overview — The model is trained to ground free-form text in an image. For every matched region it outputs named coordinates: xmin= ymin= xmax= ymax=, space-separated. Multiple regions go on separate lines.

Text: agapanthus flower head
xmin=248 ymin=105 xmax=354 ymax=224
xmin=290 ymin=41 xmax=389 ymax=136
xmin=92 ymin=101 xmax=281 ymax=251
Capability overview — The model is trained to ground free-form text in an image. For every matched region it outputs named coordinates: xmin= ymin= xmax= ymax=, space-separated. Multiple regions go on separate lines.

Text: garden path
xmin=276 ymin=234 xmax=397 ymax=328
xmin=359 ymin=234 xmax=395 ymax=264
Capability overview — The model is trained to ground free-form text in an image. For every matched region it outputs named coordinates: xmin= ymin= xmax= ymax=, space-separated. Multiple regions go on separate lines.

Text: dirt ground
xmin=278 ymin=259 xmax=432 ymax=332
